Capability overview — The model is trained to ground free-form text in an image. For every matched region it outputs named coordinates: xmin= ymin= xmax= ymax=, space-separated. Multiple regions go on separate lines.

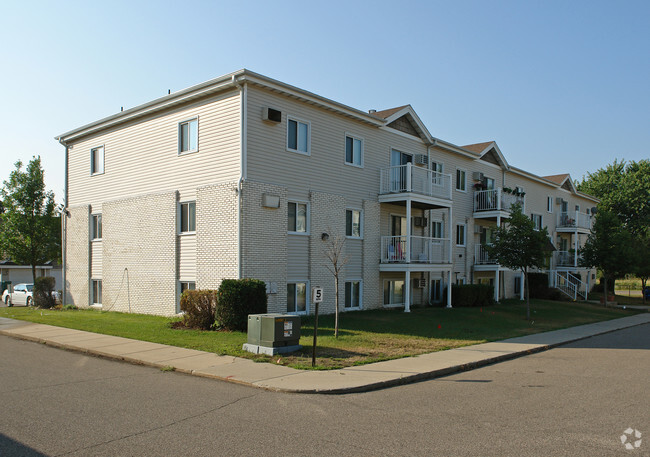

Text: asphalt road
xmin=1 ymin=324 xmax=648 ymax=457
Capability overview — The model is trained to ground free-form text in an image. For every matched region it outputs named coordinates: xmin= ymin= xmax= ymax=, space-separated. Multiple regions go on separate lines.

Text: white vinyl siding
xmin=178 ymin=234 xmax=196 ymax=279
xmin=287 ymin=236 xmax=309 ymax=279
xmin=90 ymin=146 xmax=104 ymax=175
xmin=178 ymin=118 xmax=198 ymax=154
xmin=67 ymin=90 xmax=240 ymax=208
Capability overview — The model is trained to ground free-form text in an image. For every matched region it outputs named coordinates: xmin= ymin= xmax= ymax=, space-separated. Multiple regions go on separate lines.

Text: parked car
xmin=3 ymin=283 xmax=60 ymax=306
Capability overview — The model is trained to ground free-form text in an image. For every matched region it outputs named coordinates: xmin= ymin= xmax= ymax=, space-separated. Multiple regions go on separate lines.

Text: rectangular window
xmin=432 ymin=221 xmax=444 ymax=238
xmin=345 ymin=135 xmax=363 ymax=167
xmin=531 ymin=214 xmax=542 ymax=230
xmin=288 ymin=202 xmax=308 ymax=233
xmin=456 ymin=169 xmax=466 ymax=191
xmin=180 ymin=281 xmax=196 ymax=295
xmin=180 ymin=202 xmax=196 ymax=233
xmin=575 ymin=205 xmax=580 ymax=212
xmin=431 ymin=161 xmax=443 ymax=174
xmin=346 ymin=209 xmax=362 ymax=238
xmin=383 ymin=280 xmax=404 ymax=306
xmin=92 ymin=279 xmax=102 ymax=305
xmin=90 ymin=146 xmax=104 ymax=175
xmin=178 ymin=118 xmax=198 ymax=154
xmin=547 ymin=196 xmax=553 ymax=213
xmin=514 ymin=276 xmax=522 ymax=295
xmin=456 ymin=224 xmax=466 ymax=246
xmin=287 ymin=118 xmax=309 ymax=154
xmin=287 ymin=282 xmax=307 ymax=313
xmin=344 ymin=281 xmax=361 ymax=309
xmin=91 ymin=214 xmax=102 ymax=240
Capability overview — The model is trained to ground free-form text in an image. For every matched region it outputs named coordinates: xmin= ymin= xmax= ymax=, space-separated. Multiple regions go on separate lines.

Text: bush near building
xmin=33 ymin=276 xmax=57 ymax=309
xmin=216 ymin=279 xmax=267 ymax=331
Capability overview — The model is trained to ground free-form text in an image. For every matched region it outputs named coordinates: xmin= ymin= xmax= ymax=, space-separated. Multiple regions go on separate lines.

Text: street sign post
xmin=311 ymin=287 xmax=323 ymax=367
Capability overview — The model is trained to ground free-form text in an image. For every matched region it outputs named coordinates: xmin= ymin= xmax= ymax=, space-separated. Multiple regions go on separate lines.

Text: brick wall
xmin=196 ymin=181 xmax=239 ymax=289
xmin=64 ymin=205 xmax=90 ymax=307
xmin=362 ymin=199 xmax=382 ymax=309
xmin=103 ymin=191 xmax=177 ymax=315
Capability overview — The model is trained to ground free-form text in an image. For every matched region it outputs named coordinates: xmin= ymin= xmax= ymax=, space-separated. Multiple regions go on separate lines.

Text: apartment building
xmin=55 ymin=69 xmax=598 ymax=316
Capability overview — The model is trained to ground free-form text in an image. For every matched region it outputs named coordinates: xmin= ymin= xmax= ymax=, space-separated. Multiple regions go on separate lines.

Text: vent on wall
xmin=413 ymin=278 xmax=426 ymax=288
xmin=414 ymin=217 xmax=428 ymax=227
xmin=262 ymin=107 xmax=282 ymax=123
xmin=415 ymin=154 xmax=428 ymax=165
xmin=472 ymin=172 xmax=484 ymax=181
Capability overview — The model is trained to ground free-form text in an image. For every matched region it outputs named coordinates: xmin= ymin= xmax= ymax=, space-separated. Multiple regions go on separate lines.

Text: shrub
xmin=216 ymin=279 xmax=267 ymax=331
xmin=451 ymin=284 xmax=495 ymax=307
xmin=33 ymin=277 xmax=57 ymax=309
xmin=592 ymin=277 xmax=615 ymax=293
xmin=527 ymin=273 xmax=550 ymax=299
xmin=180 ymin=290 xmax=218 ymax=330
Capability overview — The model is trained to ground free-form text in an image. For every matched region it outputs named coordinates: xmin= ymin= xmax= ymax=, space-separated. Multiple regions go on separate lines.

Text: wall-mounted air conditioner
xmin=415 ymin=154 xmax=428 ymax=165
xmin=414 ymin=217 xmax=428 ymax=227
xmin=472 ymin=172 xmax=484 ymax=181
xmin=413 ymin=278 xmax=426 ymax=288
xmin=262 ymin=107 xmax=282 ymax=123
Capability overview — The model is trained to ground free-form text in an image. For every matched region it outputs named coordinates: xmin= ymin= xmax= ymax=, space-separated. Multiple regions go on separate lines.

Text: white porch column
xmin=404 ymin=270 xmax=411 ymax=313
xmin=520 ymin=271 xmax=525 ymax=300
xmin=446 ymin=270 xmax=452 ymax=308
xmin=494 ymin=270 xmax=500 ymax=302
xmin=574 ymin=230 xmax=578 ymax=267
xmin=496 ymin=188 xmax=502 ymax=210
xmin=448 ymin=207 xmax=453 ymax=264
xmin=406 ymin=198 xmax=412 ymax=263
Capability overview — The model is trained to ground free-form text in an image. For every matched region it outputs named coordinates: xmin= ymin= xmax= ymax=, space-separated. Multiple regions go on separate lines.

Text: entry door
xmin=484 ymin=177 xmax=495 ymax=190
xmin=430 ymin=278 xmax=442 ymax=303
xmin=390 ymin=150 xmax=413 ymax=191
xmin=480 ymin=227 xmax=494 ymax=245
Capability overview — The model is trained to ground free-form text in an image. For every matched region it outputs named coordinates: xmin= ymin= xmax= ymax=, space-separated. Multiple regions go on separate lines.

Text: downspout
xmin=58 ymin=138 xmax=69 ymax=306
xmin=232 ymin=75 xmax=247 ymax=279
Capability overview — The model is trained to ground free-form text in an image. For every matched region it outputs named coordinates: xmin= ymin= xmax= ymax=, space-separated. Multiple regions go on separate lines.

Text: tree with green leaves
xmin=0 ymin=157 xmax=60 ymax=284
xmin=580 ymin=210 xmax=634 ymax=306
xmin=632 ymin=230 xmax=650 ymax=305
xmin=486 ymin=204 xmax=550 ymax=320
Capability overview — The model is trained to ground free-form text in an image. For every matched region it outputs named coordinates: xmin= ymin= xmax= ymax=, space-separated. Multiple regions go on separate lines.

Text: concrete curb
xmin=2 ymin=313 xmax=649 ymax=394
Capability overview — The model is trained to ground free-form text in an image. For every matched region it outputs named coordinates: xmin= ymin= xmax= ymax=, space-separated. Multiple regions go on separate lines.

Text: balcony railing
xmin=475 ymin=244 xmax=499 ymax=265
xmin=557 ymin=211 xmax=592 ymax=230
xmin=379 ymin=163 xmax=452 ymax=200
xmin=380 ymin=235 xmax=450 ymax=264
xmin=474 ymin=188 xmax=524 ymax=213
xmin=553 ymin=250 xmax=583 ymax=268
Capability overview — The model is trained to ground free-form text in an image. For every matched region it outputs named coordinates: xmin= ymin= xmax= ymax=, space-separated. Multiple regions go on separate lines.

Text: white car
xmin=3 ymin=283 xmax=35 ymax=307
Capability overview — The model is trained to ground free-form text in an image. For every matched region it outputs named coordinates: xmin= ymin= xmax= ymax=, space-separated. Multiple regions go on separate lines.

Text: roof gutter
xmin=232 ymin=75 xmax=247 ymax=279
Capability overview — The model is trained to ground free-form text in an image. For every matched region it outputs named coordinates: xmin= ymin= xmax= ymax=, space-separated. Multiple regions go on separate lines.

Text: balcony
xmin=553 ymin=250 xmax=583 ymax=268
xmin=557 ymin=211 xmax=592 ymax=231
xmin=474 ymin=188 xmax=524 ymax=215
xmin=475 ymin=244 xmax=499 ymax=266
xmin=379 ymin=163 xmax=452 ymax=206
xmin=380 ymin=236 xmax=450 ymax=268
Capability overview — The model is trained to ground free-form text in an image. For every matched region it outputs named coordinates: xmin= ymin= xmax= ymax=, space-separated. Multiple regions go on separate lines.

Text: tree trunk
xmin=524 ymin=269 xmax=530 ymax=320
xmin=31 ymin=264 xmax=37 ymax=287
xmin=334 ymin=275 xmax=339 ymax=338
xmin=642 ymin=278 xmax=647 ymax=305
xmin=603 ymin=275 xmax=608 ymax=307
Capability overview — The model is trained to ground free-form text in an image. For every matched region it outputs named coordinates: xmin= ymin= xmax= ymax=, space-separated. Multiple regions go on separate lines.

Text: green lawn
xmin=0 ymin=300 xmax=639 ymax=369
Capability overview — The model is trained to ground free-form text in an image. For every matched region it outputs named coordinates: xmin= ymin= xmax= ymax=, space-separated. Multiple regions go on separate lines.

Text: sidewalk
xmin=2 ymin=313 xmax=649 ymax=394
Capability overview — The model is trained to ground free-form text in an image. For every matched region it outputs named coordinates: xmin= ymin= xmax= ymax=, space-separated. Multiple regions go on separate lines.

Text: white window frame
xmin=383 ymin=279 xmax=405 ymax=308
xmin=345 ymin=208 xmax=363 ymax=239
xmin=179 ymin=201 xmax=196 ymax=235
xmin=547 ymin=196 xmax=553 ymax=213
xmin=288 ymin=201 xmax=310 ymax=235
xmin=455 ymin=168 xmax=467 ymax=192
xmin=287 ymin=280 xmax=309 ymax=314
xmin=431 ymin=161 xmax=444 ymax=174
xmin=431 ymin=220 xmax=444 ymax=238
xmin=90 ymin=145 xmax=105 ymax=176
xmin=456 ymin=223 xmax=466 ymax=246
xmin=286 ymin=116 xmax=310 ymax=155
xmin=575 ymin=204 xmax=580 ymax=212
xmin=178 ymin=117 xmax=199 ymax=155
xmin=177 ymin=280 xmax=196 ymax=313
xmin=344 ymin=279 xmax=362 ymax=310
xmin=531 ymin=213 xmax=543 ymax=231
xmin=91 ymin=279 xmax=102 ymax=306
xmin=91 ymin=214 xmax=102 ymax=241
xmin=344 ymin=133 xmax=364 ymax=168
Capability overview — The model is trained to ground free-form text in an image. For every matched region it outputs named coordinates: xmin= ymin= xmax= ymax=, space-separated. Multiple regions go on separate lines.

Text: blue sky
xmin=1 ymin=0 xmax=648 ymax=202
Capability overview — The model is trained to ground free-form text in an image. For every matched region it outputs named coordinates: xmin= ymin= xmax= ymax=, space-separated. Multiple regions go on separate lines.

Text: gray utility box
xmin=243 ymin=314 xmax=302 ymax=356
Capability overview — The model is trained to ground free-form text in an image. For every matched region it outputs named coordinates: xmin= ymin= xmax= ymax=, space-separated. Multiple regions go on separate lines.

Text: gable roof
xmin=371 ymin=105 xmax=434 ymax=143
xmin=461 ymin=141 xmax=509 ymax=169
xmin=542 ymin=173 xmax=570 ymax=185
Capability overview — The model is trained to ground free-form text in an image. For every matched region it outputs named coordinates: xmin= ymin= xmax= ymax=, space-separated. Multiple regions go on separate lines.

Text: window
xmin=179 ymin=202 xmax=196 ymax=233
xmin=547 ymin=196 xmax=553 ymax=213
xmin=92 ymin=279 xmax=102 ymax=305
xmin=531 ymin=214 xmax=542 ymax=230
xmin=91 ymin=214 xmax=102 ymax=240
xmin=178 ymin=119 xmax=198 ymax=154
xmin=456 ymin=169 xmax=466 ymax=191
xmin=432 ymin=221 xmax=444 ymax=238
xmin=288 ymin=202 xmax=308 ymax=233
xmin=456 ymin=224 xmax=466 ymax=246
xmin=90 ymin=146 xmax=104 ymax=175
xmin=346 ymin=209 xmax=362 ymax=238
xmin=383 ymin=280 xmax=404 ymax=306
xmin=431 ymin=161 xmax=443 ymax=174
xmin=180 ymin=281 xmax=196 ymax=295
xmin=287 ymin=118 xmax=309 ymax=154
xmin=456 ymin=277 xmax=466 ymax=285
xmin=287 ymin=282 xmax=307 ymax=313
xmin=345 ymin=134 xmax=363 ymax=167
xmin=575 ymin=205 xmax=580 ymax=212
xmin=514 ymin=276 xmax=522 ymax=295
xmin=345 ymin=280 xmax=361 ymax=309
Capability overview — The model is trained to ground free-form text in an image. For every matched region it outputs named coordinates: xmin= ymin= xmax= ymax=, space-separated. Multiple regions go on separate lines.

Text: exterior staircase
xmin=551 ymin=270 xmax=588 ymax=301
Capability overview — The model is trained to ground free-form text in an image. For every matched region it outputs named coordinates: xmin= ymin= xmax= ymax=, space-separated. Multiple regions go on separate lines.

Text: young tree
xmin=631 ymin=230 xmax=650 ymax=305
xmin=580 ymin=210 xmax=634 ymax=306
xmin=323 ymin=231 xmax=348 ymax=338
xmin=486 ymin=204 xmax=550 ymax=320
xmin=0 ymin=157 xmax=60 ymax=284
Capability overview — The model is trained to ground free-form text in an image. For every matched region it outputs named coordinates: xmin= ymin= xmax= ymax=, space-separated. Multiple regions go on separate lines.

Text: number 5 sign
xmin=311 ymin=287 xmax=323 ymax=303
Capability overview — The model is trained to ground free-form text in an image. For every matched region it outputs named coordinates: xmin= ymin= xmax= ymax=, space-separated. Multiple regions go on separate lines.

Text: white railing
xmin=379 ymin=163 xmax=452 ymax=200
xmin=553 ymin=250 xmax=582 ymax=268
xmin=475 ymin=244 xmax=499 ymax=265
xmin=557 ymin=211 xmax=592 ymax=230
xmin=474 ymin=188 xmax=524 ymax=213
xmin=380 ymin=235 xmax=450 ymax=264
xmin=551 ymin=270 xmax=587 ymax=300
